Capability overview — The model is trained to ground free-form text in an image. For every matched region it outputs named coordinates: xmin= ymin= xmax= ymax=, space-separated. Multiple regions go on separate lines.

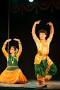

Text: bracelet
xmin=18 ymin=40 xmax=21 ymax=43
xmin=18 ymin=42 xmax=22 ymax=48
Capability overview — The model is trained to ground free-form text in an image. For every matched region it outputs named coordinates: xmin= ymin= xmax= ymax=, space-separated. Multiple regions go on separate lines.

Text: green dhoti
xmin=34 ymin=60 xmax=57 ymax=77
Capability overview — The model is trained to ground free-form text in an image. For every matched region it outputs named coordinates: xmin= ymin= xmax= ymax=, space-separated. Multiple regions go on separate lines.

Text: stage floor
xmin=0 ymin=80 xmax=60 ymax=89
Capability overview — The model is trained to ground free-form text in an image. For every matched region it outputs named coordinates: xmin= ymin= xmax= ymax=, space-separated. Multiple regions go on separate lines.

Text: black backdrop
xmin=0 ymin=0 xmax=60 ymax=80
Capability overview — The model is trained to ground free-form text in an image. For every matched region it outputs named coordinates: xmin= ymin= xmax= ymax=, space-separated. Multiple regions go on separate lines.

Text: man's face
xmin=39 ymin=32 xmax=46 ymax=40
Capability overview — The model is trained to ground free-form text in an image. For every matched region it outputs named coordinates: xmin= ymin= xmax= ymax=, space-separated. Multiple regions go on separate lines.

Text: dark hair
xmin=39 ymin=29 xmax=47 ymax=36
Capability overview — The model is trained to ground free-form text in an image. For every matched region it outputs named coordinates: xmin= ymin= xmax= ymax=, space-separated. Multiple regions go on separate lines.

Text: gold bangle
xmin=19 ymin=43 xmax=22 ymax=48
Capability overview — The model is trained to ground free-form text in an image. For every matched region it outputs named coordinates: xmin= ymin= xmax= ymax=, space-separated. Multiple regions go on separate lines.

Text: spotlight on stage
xmin=29 ymin=0 xmax=34 ymax=3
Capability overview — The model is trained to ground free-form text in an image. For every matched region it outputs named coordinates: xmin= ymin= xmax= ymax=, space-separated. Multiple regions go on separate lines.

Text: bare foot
xmin=38 ymin=78 xmax=45 ymax=85
xmin=45 ymin=75 xmax=52 ymax=81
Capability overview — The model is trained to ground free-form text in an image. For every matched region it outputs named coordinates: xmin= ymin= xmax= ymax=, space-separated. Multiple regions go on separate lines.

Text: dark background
xmin=0 ymin=0 xmax=60 ymax=80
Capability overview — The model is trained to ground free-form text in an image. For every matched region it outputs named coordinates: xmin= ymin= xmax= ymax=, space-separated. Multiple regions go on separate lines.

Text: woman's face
xmin=10 ymin=47 xmax=15 ymax=54
xmin=39 ymin=32 xmax=46 ymax=40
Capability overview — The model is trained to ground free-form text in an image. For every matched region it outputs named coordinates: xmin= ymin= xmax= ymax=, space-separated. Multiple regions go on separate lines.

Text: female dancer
xmin=0 ymin=38 xmax=27 ymax=84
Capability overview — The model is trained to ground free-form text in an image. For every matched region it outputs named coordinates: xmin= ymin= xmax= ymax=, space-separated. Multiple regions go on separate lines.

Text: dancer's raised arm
xmin=47 ymin=22 xmax=54 ymax=44
xmin=2 ymin=39 xmax=11 ymax=59
xmin=13 ymin=38 xmax=22 ymax=59
xmin=32 ymin=20 xmax=41 ymax=44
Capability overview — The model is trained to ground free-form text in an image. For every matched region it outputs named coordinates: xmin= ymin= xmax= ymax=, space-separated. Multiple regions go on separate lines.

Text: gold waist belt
xmin=38 ymin=52 xmax=48 ymax=56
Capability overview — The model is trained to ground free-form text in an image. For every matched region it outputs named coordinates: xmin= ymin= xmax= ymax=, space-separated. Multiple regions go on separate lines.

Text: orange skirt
xmin=0 ymin=68 xmax=27 ymax=84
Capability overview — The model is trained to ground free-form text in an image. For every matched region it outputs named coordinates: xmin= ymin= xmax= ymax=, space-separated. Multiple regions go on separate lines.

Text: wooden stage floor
xmin=0 ymin=80 xmax=60 ymax=89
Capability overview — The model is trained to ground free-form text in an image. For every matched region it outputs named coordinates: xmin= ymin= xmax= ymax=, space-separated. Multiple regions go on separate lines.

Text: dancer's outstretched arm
xmin=47 ymin=22 xmax=54 ymax=44
xmin=2 ymin=39 xmax=11 ymax=59
xmin=13 ymin=38 xmax=22 ymax=59
xmin=32 ymin=20 xmax=41 ymax=44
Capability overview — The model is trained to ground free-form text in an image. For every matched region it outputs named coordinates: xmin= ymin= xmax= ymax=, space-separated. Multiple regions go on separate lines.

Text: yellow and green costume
xmin=0 ymin=54 xmax=27 ymax=84
xmin=34 ymin=41 xmax=57 ymax=78
xmin=34 ymin=59 xmax=57 ymax=77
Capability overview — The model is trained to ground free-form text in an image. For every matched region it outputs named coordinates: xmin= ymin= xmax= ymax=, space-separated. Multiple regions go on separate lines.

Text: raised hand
xmin=5 ymin=39 xmax=11 ymax=44
xmin=47 ymin=22 xmax=53 ymax=26
xmin=13 ymin=38 xmax=20 ymax=42
xmin=34 ymin=20 xmax=41 ymax=25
